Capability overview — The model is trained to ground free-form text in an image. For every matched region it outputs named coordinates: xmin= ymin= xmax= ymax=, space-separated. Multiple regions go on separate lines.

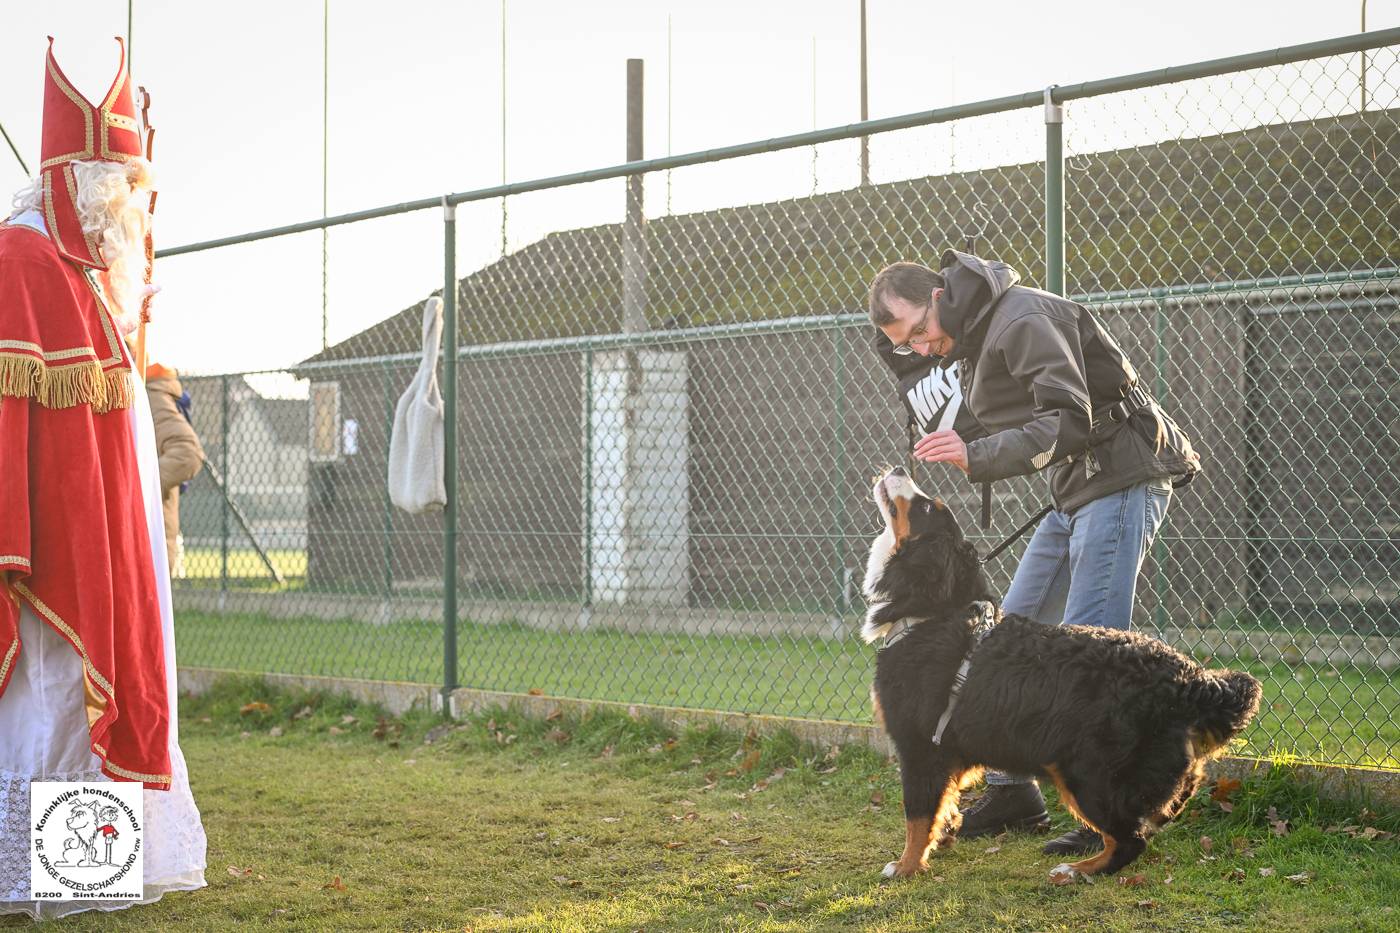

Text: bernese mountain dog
xmin=862 ymin=467 xmax=1261 ymax=880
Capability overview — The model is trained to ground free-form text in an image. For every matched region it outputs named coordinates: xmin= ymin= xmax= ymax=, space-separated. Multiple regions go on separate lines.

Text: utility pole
xmin=1361 ymin=0 xmax=1369 ymax=111
xmin=859 ymin=0 xmax=870 ymax=186
xmin=321 ymin=0 xmax=329 ymax=350
xmin=501 ymin=0 xmax=509 ymax=255
xmin=623 ymin=59 xmax=647 ymax=333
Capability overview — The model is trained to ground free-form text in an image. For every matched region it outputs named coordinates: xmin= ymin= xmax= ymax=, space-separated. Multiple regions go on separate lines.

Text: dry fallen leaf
xmin=1199 ymin=835 xmax=1214 ymax=854
xmin=322 ymin=876 xmax=347 ymax=891
xmin=984 ymin=846 xmax=1002 ymax=855
xmin=1118 ymin=873 xmax=1148 ymax=887
xmin=293 ymin=705 xmax=314 ymax=720
xmin=1286 ymin=871 xmax=1312 ymax=886
xmin=268 ymin=726 xmax=283 ymax=738
xmin=1226 ymin=867 xmax=1247 ymax=882
xmin=601 ymin=817 xmax=621 ymax=823
xmin=551 ymin=875 xmax=582 ymax=888
xmin=1210 ymin=777 xmax=1242 ymax=803
xmin=663 ymin=841 xmax=687 ymax=849
xmin=239 ymin=701 xmax=272 ymax=716
xmin=1259 ymin=867 xmax=1276 ymax=877
xmin=226 ymin=865 xmax=253 ymax=878
xmin=1267 ymin=806 xmax=1290 ymax=837
xmin=1135 ymin=899 xmax=1158 ymax=910
xmin=341 ymin=714 xmax=358 ymax=726
xmin=869 ymin=790 xmax=886 ymax=808
xmin=527 ymin=688 xmax=544 ymax=696
xmin=327 ymin=726 xmax=344 ymax=736
xmin=738 ymin=749 xmax=762 ymax=772
xmin=544 ymin=707 xmax=562 ymax=722
xmin=545 ymin=728 xmax=571 ymax=744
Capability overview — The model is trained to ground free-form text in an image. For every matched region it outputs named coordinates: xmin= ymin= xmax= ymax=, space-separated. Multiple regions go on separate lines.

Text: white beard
xmin=97 ymin=205 xmax=150 ymax=335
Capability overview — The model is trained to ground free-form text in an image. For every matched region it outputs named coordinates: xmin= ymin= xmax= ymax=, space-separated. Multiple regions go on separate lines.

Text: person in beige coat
xmin=144 ymin=363 xmax=205 ymax=573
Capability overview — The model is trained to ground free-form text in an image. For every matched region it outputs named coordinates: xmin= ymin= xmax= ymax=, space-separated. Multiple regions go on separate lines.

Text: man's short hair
xmin=868 ymin=262 xmax=944 ymax=326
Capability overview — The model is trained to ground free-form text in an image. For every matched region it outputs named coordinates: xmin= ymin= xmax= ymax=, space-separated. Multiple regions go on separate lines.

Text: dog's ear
xmin=920 ymin=536 xmax=963 ymax=605
xmin=918 ymin=537 xmax=987 ymax=606
xmin=951 ymin=540 xmax=996 ymax=603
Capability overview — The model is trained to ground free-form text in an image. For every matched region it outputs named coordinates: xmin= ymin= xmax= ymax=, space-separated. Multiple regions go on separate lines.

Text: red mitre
xmin=39 ymin=36 xmax=144 ymax=270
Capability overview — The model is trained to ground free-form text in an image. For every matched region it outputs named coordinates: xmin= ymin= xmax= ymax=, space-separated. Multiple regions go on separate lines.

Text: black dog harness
xmin=881 ymin=600 xmax=999 ymax=746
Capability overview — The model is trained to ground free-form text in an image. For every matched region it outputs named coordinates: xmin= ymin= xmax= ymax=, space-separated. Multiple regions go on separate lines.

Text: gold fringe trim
xmin=0 ymin=353 xmax=132 ymax=413
xmin=0 ymin=633 xmax=17 ymax=688
xmin=91 ymin=742 xmax=172 ymax=785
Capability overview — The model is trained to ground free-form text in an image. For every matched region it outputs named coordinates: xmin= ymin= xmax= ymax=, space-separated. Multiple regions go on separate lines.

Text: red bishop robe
xmin=0 ymin=220 xmax=171 ymax=790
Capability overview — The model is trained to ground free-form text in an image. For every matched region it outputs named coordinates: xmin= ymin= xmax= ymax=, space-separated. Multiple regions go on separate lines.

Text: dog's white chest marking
xmin=861 ymin=528 xmax=896 ymax=643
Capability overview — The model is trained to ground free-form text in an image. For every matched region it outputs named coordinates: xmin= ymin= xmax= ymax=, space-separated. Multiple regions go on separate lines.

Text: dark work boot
xmin=1042 ymin=825 xmax=1104 ymax=856
xmin=958 ymin=782 xmax=1051 ymax=838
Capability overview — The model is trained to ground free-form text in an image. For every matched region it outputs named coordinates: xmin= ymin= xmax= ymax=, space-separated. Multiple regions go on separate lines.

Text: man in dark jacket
xmin=868 ymin=251 xmax=1199 ymax=857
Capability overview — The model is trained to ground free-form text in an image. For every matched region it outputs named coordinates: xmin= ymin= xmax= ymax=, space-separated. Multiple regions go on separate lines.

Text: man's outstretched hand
xmin=913 ymin=430 xmax=968 ymax=474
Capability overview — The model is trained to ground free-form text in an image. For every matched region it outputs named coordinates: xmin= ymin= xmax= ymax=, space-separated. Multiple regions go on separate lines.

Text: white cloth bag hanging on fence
xmin=388 ymin=296 xmax=447 ymax=513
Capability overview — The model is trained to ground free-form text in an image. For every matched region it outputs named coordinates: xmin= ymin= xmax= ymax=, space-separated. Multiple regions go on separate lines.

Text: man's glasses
xmin=891 ymin=300 xmax=933 ymax=356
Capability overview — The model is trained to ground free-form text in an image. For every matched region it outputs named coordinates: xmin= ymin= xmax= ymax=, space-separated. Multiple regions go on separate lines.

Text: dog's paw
xmin=1048 ymin=863 xmax=1082 ymax=885
xmin=882 ymin=859 xmax=926 ymax=879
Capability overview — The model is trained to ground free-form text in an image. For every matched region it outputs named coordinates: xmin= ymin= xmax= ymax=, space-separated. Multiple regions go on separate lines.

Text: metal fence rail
xmin=166 ymin=29 xmax=1399 ymax=772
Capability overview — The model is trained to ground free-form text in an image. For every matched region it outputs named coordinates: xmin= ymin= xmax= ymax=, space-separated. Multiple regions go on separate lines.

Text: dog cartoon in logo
xmin=52 ymin=801 xmax=103 ymax=867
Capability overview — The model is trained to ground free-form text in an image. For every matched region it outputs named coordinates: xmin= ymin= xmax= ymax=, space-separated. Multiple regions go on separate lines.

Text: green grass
xmin=179 ymin=549 xmax=308 ymax=581
xmin=9 ymin=676 xmax=1397 ymax=932
xmin=173 ymin=612 xmax=1400 ymax=771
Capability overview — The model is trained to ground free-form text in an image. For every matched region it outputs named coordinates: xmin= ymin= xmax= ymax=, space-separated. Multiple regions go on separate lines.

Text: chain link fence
xmin=167 ymin=34 xmax=1399 ymax=772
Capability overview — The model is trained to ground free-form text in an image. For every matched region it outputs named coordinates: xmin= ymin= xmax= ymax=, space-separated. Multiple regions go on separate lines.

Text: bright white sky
xmin=3 ymin=1 xmax=1397 ymax=376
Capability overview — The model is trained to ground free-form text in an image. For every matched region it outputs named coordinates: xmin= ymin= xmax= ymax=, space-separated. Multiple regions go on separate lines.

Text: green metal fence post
xmin=1043 ymin=86 xmax=1064 ymax=295
xmin=382 ymin=360 xmax=393 ymax=598
xmin=220 ymin=373 xmax=230 ymax=597
xmin=1153 ymin=290 xmax=1169 ymax=633
xmin=441 ymin=197 xmax=459 ymax=713
xmin=582 ymin=349 xmax=593 ymax=613
xmin=831 ymin=325 xmax=848 ymax=614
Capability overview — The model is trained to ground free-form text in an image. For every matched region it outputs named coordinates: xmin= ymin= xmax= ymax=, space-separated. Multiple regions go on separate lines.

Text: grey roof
xmin=301 ymin=108 xmax=1398 ymax=368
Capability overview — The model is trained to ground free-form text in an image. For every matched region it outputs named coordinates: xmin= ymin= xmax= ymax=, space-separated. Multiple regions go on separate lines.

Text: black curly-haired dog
xmin=862 ymin=467 xmax=1261 ymax=880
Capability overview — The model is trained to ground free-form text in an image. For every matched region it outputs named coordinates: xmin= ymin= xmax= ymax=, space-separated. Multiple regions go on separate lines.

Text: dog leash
xmin=980 ymin=503 xmax=1053 ymax=564
xmin=931 ymin=600 xmax=998 ymax=745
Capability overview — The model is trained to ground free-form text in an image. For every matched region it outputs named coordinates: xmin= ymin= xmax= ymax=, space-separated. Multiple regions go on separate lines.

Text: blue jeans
xmin=984 ymin=479 xmax=1173 ymax=786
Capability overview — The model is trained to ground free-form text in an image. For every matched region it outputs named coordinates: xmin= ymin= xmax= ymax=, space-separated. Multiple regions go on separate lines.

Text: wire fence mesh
xmin=169 ymin=39 xmax=1399 ymax=771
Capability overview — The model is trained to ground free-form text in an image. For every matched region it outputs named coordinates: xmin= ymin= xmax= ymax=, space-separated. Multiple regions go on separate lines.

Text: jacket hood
xmin=872 ymin=327 xmax=938 ymax=380
xmin=145 ymin=373 xmax=184 ymax=397
xmin=936 ymin=250 xmax=1020 ymax=367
